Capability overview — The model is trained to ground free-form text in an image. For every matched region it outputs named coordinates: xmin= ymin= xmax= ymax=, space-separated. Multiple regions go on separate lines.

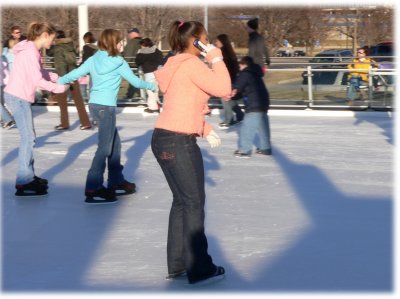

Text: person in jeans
xmin=1 ymin=55 xmax=16 ymax=129
xmin=346 ymin=48 xmax=375 ymax=104
xmin=58 ymin=29 xmax=155 ymax=204
xmin=232 ymin=56 xmax=272 ymax=158
xmin=4 ymin=22 xmax=68 ymax=196
xmin=135 ymin=37 xmax=163 ymax=113
xmin=214 ymin=34 xmax=244 ymax=129
xmin=152 ymin=20 xmax=230 ymax=284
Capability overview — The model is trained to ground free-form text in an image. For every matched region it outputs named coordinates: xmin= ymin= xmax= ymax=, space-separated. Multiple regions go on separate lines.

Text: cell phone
xmin=193 ymin=39 xmax=207 ymax=52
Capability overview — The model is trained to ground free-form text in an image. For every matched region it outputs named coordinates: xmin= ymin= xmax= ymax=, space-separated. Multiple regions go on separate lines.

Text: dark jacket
xmin=123 ymin=37 xmax=142 ymax=64
xmin=81 ymin=43 xmax=98 ymax=64
xmin=233 ymin=63 xmax=269 ymax=113
xmin=53 ymin=37 xmax=78 ymax=76
xmin=248 ymin=31 xmax=270 ymax=68
xmin=135 ymin=46 xmax=164 ymax=73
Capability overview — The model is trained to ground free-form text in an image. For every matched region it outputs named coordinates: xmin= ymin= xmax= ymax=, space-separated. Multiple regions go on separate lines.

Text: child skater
xmin=152 ymin=20 xmax=230 ymax=284
xmin=58 ymin=29 xmax=156 ymax=204
xmin=4 ymin=22 xmax=69 ymax=196
xmin=232 ymin=56 xmax=272 ymax=158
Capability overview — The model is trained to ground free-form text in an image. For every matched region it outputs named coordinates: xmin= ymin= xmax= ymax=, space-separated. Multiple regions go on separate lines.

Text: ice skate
xmin=110 ymin=180 xmax=136 ymax=196
xmin=187 ymin=266 xmax=225 ymax=285
xmin=85 ymin=187 xmax=117 ymax=204
xmin=15 ymin=179 xmax=48 ymax=197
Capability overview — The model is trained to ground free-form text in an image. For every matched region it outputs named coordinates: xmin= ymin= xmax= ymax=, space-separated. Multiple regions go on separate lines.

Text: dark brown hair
xmin=216 ymin=34 xmax=239 ymax=81
xmin=10 ymin=25 xmax=22 ymax=33
xmin=98 ymin=29 xmax=122 ymax=56
xmin=27 ymin=22 xmax=56 ymax=41
xmin=83 ymin=32 xmax=96 ymax=44
xmin=168 ymin=20 xmax=205 ymax=53
xmin=139 ymin=38 xmax=154 ymax=48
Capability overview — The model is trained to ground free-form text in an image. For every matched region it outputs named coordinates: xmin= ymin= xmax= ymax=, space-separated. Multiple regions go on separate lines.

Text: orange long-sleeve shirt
xmin=154 ymin=49 xmax=231 ymax=137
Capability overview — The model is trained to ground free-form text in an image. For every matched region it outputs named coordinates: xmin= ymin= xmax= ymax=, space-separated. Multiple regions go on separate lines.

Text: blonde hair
xmin=27 ymin=22 xmax=56 ymax=41
xmin=98 ymin=29 xmax=122 ymax=56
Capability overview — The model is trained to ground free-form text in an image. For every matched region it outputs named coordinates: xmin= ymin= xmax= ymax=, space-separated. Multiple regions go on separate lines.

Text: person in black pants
xmin=214 ymin=34 xmax=244 ymax=129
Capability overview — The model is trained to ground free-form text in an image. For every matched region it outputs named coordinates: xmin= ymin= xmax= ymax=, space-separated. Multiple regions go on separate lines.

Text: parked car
xmin=368 ymin=41 xmax=393 ymax=62
xmin=276 ymin=50 xmax=291 ymax=57
xmin=293 ymin=50 xmax=306 ymax=57
xmin=309 ymin=49 xmax=353 ymax=65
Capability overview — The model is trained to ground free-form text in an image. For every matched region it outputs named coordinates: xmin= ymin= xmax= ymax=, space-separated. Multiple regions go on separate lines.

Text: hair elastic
xmin=178 ymin=21 xmax=185 ymax=28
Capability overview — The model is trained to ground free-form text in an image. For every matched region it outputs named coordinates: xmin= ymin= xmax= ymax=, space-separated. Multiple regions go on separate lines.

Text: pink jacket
xmin=154 ymin=49 xmax=231 ymax=137
xmin=4 ymin=40 xmax=65 ymax=103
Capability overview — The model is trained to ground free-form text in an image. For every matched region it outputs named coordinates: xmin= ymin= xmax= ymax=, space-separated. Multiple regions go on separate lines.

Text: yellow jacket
xmin=348 ymin=58 xmax=374 ymax=81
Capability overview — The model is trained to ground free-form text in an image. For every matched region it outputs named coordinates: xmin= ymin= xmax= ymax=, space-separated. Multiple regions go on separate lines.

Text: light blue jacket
xmin=58 ymin=50 xmax=155 ymax=106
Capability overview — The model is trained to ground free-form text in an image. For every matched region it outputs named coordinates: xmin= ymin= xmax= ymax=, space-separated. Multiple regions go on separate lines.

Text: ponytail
xmin=168 ymin=20 xmax=205 ymax=53
xmin=27 ymin=22 xmax=56 ymax=41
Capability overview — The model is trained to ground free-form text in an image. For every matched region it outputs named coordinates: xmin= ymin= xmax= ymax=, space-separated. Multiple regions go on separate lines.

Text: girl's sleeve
xmin=188 ymin=48 xmax=231 ymax=98
xmin=119 ymin=60 xmax=155 ymax=91
xmin=27 ymin=53 xmax=65 ymax=93
xmin=57 ymin=59 xmax=91 ymax=85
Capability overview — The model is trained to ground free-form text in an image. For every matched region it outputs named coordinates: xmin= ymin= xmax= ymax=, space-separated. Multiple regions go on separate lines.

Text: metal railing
xmin=38 ymin=56 xmax=395 ymax=110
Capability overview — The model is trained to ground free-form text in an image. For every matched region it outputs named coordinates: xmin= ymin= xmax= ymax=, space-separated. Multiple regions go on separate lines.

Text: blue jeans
xmin=4 ymin=93 xmax=36 ymax=184
xmin=1 ymin=87 xmax=13 ymax=123
xmin=221 ymin=99 xmax=244 ymax=124
xmin=151 ymin=128 xmax=216 ymax=281
xmin=347 ymin=76 xmax=365 ymax=101
xmin=239 ymin=112 xmax=271 ymax=154
xmin=86 ymin=103 xmax=124 ymax=191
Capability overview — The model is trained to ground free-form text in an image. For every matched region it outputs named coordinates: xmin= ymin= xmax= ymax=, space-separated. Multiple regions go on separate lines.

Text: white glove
xmin=200 ymin=43 xmax=217 ymax=57
xmin=206 ymin=130 xmax=221 ymax=148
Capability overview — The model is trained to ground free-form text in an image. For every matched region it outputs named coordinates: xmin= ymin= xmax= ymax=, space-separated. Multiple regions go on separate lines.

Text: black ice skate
xmin=110 ymin=180 xmax=136 ymax=196
xmin=85 ymin=187 xmax=117 ymax=204
xmin=33 ymin=176 xmax=48 ymax=185
xmin=188 ymin=266 xmax=225 ymax=285
xmin=15 ymin=179 xmax=48 ymax=197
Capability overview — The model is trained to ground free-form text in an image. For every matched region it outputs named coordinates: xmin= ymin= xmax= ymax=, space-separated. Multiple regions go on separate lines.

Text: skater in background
xmin=214 ymin=33 xmax=244 ymax=129
xmin=152 ymin=20 xmax=229 ymax=284
xmin=232 ymin=56 xmax=272 ymax=158
xmin=122 ymin=27 xmax=142 ymax=101
xmin=58 ymin=28 xmax=156 ymax=204
xmin=4 ymin=22 xmax=69 ymax=196
xmin=246 ymin=18 xmax=270 ymax=73
xmin=346 ymin=47 xmax=375 ymax=104
xmin=135 ymin=37 xmax=163 ymax=114
xmin=79 ymin=31 xmax=98 ymax=101
xmin=52 ymin=30 xmax=92 ymax=130
xmin=1 ymin=55 xmax=16 ymax=129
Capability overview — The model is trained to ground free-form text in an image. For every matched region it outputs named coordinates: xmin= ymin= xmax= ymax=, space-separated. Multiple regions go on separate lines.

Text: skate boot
xmin=33 ymin=176 xmax=48 ymax=185
xmin=15 ymin=179 xmax=48 ymax=197
xmin=110 ymin=180 xmax=136 ymax=196
xmin=85 ymin=187 xmax=117 ymax=204
xmin=188 ymin=266 xmax=225 ymax=285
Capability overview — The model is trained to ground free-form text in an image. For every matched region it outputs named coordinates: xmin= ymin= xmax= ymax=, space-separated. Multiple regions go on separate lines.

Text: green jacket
xmin=123 ymin=37 xmax=141 ymax=64
xmin=53 ymin=37 xmax=78 ymax=76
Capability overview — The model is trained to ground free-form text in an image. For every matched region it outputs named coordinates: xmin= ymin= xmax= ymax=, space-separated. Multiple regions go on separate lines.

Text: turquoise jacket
xmin=58 ymin=50 xmax=155 ymax=106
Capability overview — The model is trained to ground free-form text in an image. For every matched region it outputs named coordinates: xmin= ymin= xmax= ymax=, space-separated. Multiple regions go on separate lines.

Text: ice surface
xmin=1 ymin=107 xmax=395 ymax=297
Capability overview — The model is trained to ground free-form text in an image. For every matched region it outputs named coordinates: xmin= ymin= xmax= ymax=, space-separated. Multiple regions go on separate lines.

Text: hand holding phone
xmin=193 ymin=39 xmax=208 ymax=53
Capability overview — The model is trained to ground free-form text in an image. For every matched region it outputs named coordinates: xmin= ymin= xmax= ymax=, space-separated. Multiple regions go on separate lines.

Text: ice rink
xmin=1 ymin=107 xmax=395 ymax=296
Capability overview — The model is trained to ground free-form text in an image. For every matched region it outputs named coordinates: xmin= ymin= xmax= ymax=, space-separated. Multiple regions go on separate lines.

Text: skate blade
xmin=84 ymin=197 xmax=118 ymax=205
xmin=14 ymin=191 xmax=48 ymax=198
xmin=115 ymin=190 xmax=136 ymax=196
